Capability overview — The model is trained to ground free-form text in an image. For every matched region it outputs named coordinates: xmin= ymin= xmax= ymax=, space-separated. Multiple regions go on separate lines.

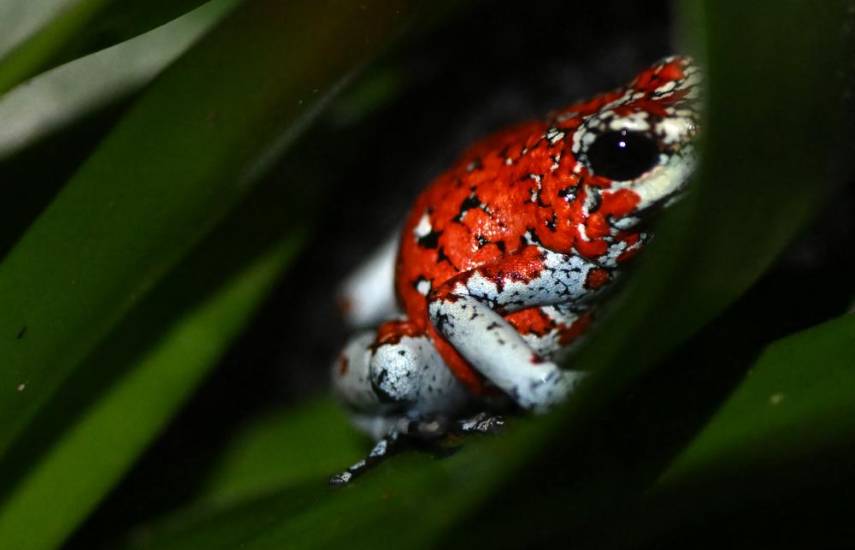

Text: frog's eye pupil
xmin=586 ymin=129 xmax=660 ymax=181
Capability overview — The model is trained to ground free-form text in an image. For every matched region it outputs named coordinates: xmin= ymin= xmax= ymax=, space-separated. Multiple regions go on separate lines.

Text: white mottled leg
xmin=329 ymin=432 xmax=401 ymax=486
xmin=337 ymin=233 xmax=399 ymax=328
xmin=368 ymin=333 xmax=469 ymax=418
xmin=430 ymin=294 xmax=583 ymax=412
xmin=426 ymin=247 xmax=603 ymax=412
xmin=331 ymin=331 xmax=389 ymax=414
xmin=331 ymin=328 xmax=469 ymax=426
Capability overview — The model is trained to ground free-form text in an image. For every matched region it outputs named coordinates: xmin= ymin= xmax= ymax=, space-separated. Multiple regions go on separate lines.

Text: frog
xmin=330 ymin=56 xmax=701 ymax=485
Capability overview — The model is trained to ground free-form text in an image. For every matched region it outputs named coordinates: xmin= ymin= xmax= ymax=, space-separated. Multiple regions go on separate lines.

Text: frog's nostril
xmin=586 ymin=129 xmax=660 ymax=182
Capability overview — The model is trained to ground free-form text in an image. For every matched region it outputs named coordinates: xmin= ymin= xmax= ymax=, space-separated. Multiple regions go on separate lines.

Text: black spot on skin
xmin=417 ymin=230 xmax=441 ymax=249
xmin=398 ymin=350 xmax=406 ymax=356
xmin=371 ymin=370 xmax=397 ymax=403
xmin=454 ymin=193 xmax=481 ymax=222
xmin=558 ymin=186 xmax=577 ymax=200
xmin=545 ymin=213 xmax=557 ymax=231
xmin=433 ymin=311 xmax=452 ymax=333
xmin=525 ymin=229 xmax=542 ymax=245
xmin=486 ymin=322 xmax=501 ymax=330
xmin=588 ymin=189 xmax=602 ymax=213
xmin=496 ymin=240 xmax=506 ymax=253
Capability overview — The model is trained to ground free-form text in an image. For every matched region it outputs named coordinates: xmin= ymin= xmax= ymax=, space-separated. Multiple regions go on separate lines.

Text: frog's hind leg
xmin=330 ymin=323 xmax=471 ymax=485
xmin=332 ymin=323 xmax=469 ymax=419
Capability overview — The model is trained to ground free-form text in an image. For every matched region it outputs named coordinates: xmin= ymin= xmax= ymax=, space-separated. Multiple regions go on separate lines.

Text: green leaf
xmin=0 ymin=0 xmax=415 ymax=464
xmin=0 ymin=0 xmax=228 ymax=95
xmin=194 ymin=398 xmax=366 ymax=507
xmin=0 ymin=0 xmax=238 ymax=159
xmin=573 ymin=0 xmax=854 ymax=385
xmin=661 ymin=313 xmax=855 ymax=486
xmin=0 ymin=238 xmax=300 ymax=550
xmin=123 ymin=407 xmax=543 ymax=550
xmin=583 ymin=313 xmax=855 ymax=548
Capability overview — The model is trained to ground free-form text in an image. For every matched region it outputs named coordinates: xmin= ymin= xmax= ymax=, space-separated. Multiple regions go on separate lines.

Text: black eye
xmin=586 ymin=129 xmax=660 ymax=181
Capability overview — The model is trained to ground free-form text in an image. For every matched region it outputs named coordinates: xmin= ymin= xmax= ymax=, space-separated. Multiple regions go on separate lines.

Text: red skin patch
xmin=392 ymin=58 xmax=694 ymax=394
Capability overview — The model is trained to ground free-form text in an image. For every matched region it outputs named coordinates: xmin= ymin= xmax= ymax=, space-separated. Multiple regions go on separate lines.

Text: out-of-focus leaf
xmin=195 ymin=398 xmax=365 ymax=507
xmin=122 ymin=410 xmax=543 ymax=550
xmin=0 ymin=239 xmax=300 ymax=550
xmin=573 ymin=0 xmax=854 ymax=392
xmin=0 ymin=0 xmax=415 ymax=464
xmin=0 ymin=0 xmax=227 ymax=95
xmin=0 ymin=1 xmax=71 ymax=58
xmin=0 ymin=0 xmax=238 ymax=159
xmin=584 ymin=313 xmax=855 ymax=548
xmin=660 ymin=313 xmax=855 ymax=486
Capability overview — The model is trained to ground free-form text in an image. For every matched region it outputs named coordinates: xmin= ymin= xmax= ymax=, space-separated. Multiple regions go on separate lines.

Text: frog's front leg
xmin=428 ymin=246 xmax=609 ymax=412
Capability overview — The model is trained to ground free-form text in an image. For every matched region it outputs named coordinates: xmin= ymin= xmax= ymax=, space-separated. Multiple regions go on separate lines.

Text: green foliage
xmin=0 ymin=0 xmax=851 ymax=549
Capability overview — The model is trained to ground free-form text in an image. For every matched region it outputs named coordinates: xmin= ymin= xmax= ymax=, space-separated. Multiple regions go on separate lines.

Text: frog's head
xmin=571 ymin=56 xmax=701 ymax=222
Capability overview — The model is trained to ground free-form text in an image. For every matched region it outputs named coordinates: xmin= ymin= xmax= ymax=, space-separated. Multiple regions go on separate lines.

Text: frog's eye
xmin=586 ymin=129 xmax=660 ymax=181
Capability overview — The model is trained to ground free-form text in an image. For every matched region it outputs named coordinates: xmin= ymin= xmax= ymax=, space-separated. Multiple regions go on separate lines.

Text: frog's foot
xmin=328 ymin=415 xmax=458 ymax=486
xmin=456 ymin=411 xmax=505 ymax=434
xmin=329 ymin=431 xmax=401 ymax=486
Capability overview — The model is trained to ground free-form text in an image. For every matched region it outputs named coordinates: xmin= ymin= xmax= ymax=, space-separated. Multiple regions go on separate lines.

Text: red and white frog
xmin=331 ymin=56 xmax=701 ymax=484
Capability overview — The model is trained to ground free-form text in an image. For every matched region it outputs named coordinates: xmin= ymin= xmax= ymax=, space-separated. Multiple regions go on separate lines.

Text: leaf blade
xmin=0 ymin=0 xmax=416 ymax=461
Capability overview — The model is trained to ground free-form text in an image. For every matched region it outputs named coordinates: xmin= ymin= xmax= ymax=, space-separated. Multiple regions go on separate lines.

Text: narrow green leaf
xmin=194 ymin=398 xmax=365 ymax=507
xmin=0 ymin=0 xmax=224 ymax=95
xmin=0 ymin=0 xmax=238 ymax=159
xmin=0 ymin=0 xmax=415 ymax=461
xmin=660 ymin=313 xmax=855 ymax=486
xmin=586 ymin=314 xmax=855 ymax=548
xmin=0 ymin=239 xmax=300 ymax=550
xmin=123 ymin=410 xmax=543 ymax=550
xmin=573 ymin=0 xmax=854 ymax=385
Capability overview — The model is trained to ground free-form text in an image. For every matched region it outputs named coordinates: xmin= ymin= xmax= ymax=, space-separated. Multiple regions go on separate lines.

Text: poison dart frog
xmin=331 ymin=56 xmax=701 ymax=485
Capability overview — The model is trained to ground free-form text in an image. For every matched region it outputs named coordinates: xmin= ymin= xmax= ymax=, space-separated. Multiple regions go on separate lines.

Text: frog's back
xmin=395 ymin=118 xmax=562 ymax=326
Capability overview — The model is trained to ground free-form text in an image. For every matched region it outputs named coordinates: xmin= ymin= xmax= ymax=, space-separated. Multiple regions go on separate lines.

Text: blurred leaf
xmin=195 ymin=398 xmax=365 ymax=507
xmin=0 ymin=137 xmax=324 ymax=547
xmin=0 ymin=0 xmax=415 ymax=465
xmin=586 ymin=313 xmax=855 ymax=548
xmin=660 ymin=313 xmax=855 ymax=486
xmin=0 ymin=0 xmax=226 ymax=95
xmin=0 ymin=1 xmax=72 ymax=58
xmin=123 ymin=408 xmax=543 ymax=550
xmin=573 ymin=0 xmax=854 ymax=391
xmin=0 ymin=0 xmax=238 ymax=159
xmin=0 ymin=238 xmax=300 ymax=550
